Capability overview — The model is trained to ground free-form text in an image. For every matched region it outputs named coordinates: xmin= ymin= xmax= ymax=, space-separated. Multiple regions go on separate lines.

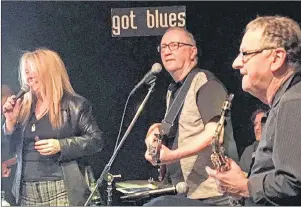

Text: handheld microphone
xmin=2 ymin=85 xmax=29 ymax=114
xmin=130 ymin=63 xmax=162 ymax=94
xmin=120 ymin=182 xmax=188 ymax=200
xmin=14 ymin=84 xmax=30 ymax=100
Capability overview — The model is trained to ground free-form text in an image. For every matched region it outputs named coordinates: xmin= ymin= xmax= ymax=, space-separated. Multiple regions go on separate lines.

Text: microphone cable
xmin=113 ymin=92 xmax=132 ymax=152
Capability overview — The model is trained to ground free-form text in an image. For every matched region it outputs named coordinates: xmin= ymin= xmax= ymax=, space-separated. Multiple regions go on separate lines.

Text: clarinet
xmin=210 ymin=94 xmax=241 ymax=206
xmin=210 ymin=94 xmax=233 ymax=171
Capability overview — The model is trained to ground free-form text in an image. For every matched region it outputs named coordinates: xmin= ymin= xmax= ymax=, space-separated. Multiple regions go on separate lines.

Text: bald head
xmin=159 ymin=27 xmax=198 ymax=81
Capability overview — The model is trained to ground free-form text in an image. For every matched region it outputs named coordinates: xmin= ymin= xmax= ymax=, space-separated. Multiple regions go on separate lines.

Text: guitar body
xmin=146 ymin=123 xmax=168 ymax=181
xmin=154 ymin=135 xmax=167 ymax=181
xmin=153 ymin=134 xmax=163 ymax=164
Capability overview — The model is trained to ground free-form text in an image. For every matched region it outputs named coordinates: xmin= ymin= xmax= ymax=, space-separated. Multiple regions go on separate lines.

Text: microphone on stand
xmin=120 ymin=182 xmax=188 ymax=200
xmin=84 ymin=64 xmax=161 ymax=206
xmin=130 ymin=63 xmax=162 ymax=95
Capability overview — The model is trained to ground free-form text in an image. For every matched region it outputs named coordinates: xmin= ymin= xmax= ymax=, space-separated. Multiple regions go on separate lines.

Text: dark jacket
xmin=4 ymin=92 xmax=104 ymax=205
xmin=239 ymin=141 xmax=259 ymax=173
xmin=247 ymin=72 xmax=301 ymax=205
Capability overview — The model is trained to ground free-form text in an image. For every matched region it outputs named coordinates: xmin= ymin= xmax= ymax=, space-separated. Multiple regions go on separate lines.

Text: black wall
xmin=2 ymin=1 xmax=300 ymax=183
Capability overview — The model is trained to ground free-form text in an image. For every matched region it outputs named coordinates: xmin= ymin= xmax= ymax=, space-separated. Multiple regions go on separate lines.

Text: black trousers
xmin=1 ymin=168 xmax=16 ymax=206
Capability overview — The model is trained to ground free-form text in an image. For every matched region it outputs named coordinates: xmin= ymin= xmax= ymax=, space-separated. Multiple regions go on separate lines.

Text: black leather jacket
xmin=5 ymin=92 xmax=104 ymax=205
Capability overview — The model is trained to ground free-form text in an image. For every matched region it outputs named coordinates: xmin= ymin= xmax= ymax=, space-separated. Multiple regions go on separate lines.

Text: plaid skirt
xmin=20 ymin=180 xmax=69 ymax=206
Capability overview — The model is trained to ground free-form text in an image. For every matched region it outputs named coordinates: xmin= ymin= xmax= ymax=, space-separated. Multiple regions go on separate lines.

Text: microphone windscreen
xmin=21 ymin=84 xmax=30 ymax=93
xmin=15 ymin=84 xmax=30 ymax=99
xmin=176 ymin=182 xmax=188 ymax=194
xmin=151 ymin=63 xmax=162 ymax=74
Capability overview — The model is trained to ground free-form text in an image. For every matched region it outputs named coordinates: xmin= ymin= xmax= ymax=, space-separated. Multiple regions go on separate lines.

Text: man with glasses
xmin=206 ymin=15 xmax=301 ymax=205
xmin=144 ymin=27 xmax=238 ymax=206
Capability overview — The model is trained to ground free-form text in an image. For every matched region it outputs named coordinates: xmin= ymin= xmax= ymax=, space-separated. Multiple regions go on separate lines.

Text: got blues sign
xmin=111 ymin=6 xmax=186 ymax=37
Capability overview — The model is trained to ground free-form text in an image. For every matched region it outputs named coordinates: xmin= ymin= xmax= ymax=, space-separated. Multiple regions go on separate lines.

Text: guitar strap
xmin=156 ymin=69 xmax=199 ymax=182
xmin=159 ymin=68 xmax=199 ymax=136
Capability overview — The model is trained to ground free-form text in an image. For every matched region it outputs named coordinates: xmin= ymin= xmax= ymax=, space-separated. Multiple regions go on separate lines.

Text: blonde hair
xmin=18 ymin=48 xmax=76 ymax=128
xmin=246 ymin=15 xmax=301 ymax=68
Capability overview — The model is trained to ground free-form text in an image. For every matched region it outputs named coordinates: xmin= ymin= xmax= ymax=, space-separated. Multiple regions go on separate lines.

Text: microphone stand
xmin=84 ymin=81 xmax=156 ymax=206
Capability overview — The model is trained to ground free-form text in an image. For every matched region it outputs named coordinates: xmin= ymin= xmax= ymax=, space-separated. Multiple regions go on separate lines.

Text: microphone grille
xmin=21 ymin=84 xmax=30 ymax=93
xmin=151 ymin=63 xmax=163 ymax=74
xmin=176 ymin=182 xmax=188 ymax=194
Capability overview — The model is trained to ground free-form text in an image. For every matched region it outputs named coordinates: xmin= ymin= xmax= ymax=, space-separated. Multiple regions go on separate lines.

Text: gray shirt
xmin=247 ymin=72 xmax=301 ymax=205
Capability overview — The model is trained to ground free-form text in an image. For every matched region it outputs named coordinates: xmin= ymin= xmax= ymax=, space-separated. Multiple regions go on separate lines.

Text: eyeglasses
xmin=157 ymin=42 xmax=195 ymax=53
xmin=239 ymin=47 xmax=276 ymax=62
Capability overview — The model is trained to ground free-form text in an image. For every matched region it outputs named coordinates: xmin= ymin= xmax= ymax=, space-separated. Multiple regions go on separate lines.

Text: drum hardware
xmin=147 ymin=177 xmax=155 ymax=185
xmin=106 ymin=173 xmax=121 ymax=206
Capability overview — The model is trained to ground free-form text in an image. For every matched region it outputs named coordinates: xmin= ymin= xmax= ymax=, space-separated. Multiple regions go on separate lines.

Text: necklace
xmin=31 ymin=123 xmax=36 ymax=132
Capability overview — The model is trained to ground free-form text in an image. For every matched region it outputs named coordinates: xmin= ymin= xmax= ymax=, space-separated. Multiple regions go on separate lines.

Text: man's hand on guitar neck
xmin=145 ymin=123 xmax=160 ymax=165
xmin=144 ymin=123 xmax=177 ymax=165
xmin=145 ymin=120 xmax=222 ymax=166
xmin=145 ymin=144 xmax=176 ymax=165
